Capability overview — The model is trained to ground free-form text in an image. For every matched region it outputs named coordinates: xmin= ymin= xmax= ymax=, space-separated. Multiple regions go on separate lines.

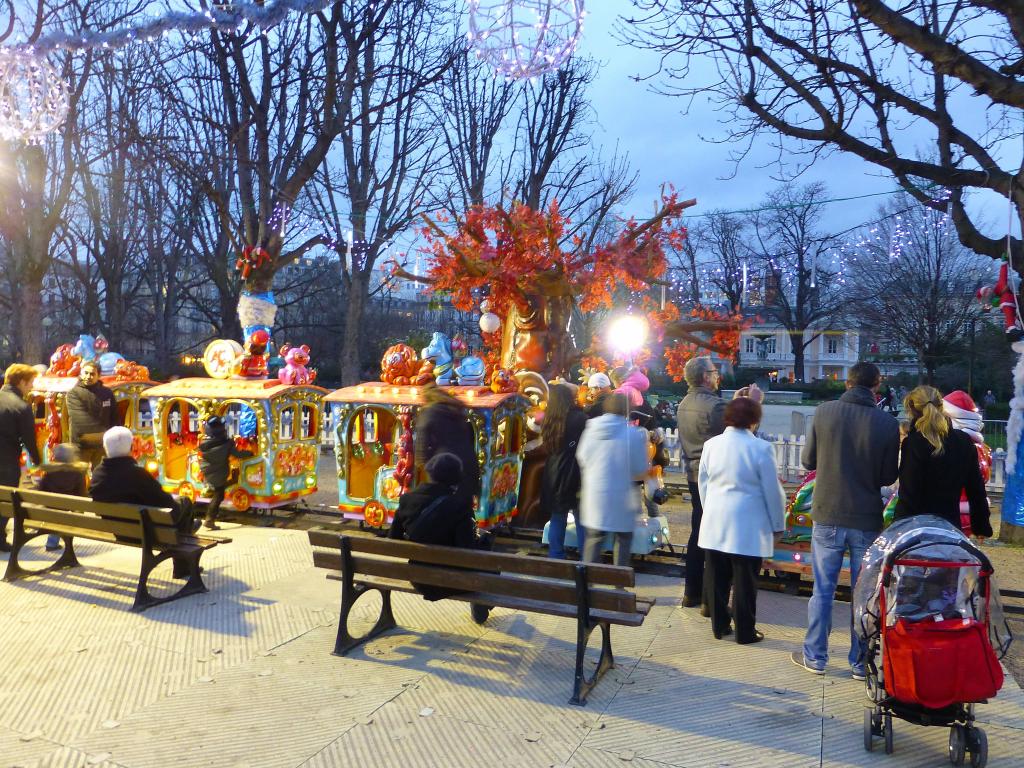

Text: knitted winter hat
xmin=425 ymin=452 xmax=463 ymax=486
xmin=587 ymin=372 xmax=611 ymax=389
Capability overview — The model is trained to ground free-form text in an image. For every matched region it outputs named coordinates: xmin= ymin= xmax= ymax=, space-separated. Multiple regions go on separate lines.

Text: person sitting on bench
xmin=90 ymin=427 xmax=198 ymax=540
xmin=388 ymin=452 xmax=493 ymax=623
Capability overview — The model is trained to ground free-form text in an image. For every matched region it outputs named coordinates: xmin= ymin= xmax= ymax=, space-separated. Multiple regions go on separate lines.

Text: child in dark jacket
xmin=37 ymin=443 xmax=89 ymax=550
xmin=198 ymin=416 xmax=253 ymax=530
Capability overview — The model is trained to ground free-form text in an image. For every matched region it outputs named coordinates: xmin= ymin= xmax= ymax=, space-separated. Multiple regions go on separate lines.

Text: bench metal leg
xmin=3 ymin=520 xmax=81 ymax=582
xmin=333 ymin=584 xmax=397 ymax=656
xmin=570 ymin=563 xmax=615 ymax=706
xmin=332 ymin=536 xmax=396 ymax=655
xmin=571 ymin=619 xmax=614 ymax=706
xmin=132 ymin=547 xmax=208 ymax=613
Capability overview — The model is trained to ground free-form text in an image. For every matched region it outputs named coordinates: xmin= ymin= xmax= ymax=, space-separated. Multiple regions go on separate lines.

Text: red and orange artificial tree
xmin=394 ymin=191 xmax=743 ymax=382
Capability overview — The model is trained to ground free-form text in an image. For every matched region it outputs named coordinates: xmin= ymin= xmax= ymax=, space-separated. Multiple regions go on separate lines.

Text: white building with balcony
xmin=737 ymin=324 xmax=860 ymax=381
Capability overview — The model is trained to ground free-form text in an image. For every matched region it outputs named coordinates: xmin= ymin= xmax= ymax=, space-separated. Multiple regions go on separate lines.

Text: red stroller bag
xmin=883 ymin=617 xmax=1004 ymax=709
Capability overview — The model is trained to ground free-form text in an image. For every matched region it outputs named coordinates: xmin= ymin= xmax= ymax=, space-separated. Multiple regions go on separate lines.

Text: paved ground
xmin=1 ymin=526 xmax=1022 ymax=768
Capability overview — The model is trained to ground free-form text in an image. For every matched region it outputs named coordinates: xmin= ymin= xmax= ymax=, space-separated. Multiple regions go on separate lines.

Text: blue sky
xmin=576 ymin=4 xmax=1018 ymax=241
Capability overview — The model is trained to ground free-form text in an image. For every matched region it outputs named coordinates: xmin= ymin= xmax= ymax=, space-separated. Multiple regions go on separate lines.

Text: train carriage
xmin=142 ymin=378 xmax=327 ymax=512
xmin=28 ymin=373 xmax=158 ymax=467
xmin=325 ymin=383 xmax=530 ymax=529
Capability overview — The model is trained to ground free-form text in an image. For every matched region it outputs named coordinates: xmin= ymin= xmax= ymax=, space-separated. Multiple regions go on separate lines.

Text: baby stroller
xmin=853 ymin=516 xmax=1012 ymax=767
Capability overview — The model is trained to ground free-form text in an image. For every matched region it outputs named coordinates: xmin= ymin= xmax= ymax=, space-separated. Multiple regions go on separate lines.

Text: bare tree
xmin=620 ymin=2 xmax=1024 ymax=272
xmin=435 ymin=49 xmax=516 ymax=213
xmin=848 ymin=195 xmax=988 ymax=383
xmin=692 ymin=211 xmax=749 ymax=311
xmin=0 ymin=3 xmax=106 ymax=362
xmin=748 ymin=183 xmax=846 ymax=381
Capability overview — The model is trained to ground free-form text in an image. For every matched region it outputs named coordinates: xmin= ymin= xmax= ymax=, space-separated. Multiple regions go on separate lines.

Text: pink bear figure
xmin=278 ymin=344 xmax=316 ymax=385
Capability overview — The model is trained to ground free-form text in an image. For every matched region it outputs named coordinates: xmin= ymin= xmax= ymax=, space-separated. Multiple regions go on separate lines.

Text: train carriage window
xmin=346 ymin=407 xmax=397 ymax=500
xmin=137 ymin=398 xmax=153 ymax=432
xmin=279 ymin=405 xmax=296 ymax=441
xmin=493 ymin=415 xmax=523 ymax=457
xmin=300 ymin=404 xmax=318 ymax=440
xmin=116 ymin=398 xmax=131 ymax=428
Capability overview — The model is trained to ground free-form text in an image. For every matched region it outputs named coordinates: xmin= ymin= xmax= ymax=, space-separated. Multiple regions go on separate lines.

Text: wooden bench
xmin=1 ymin=486 xmax=226 ymax=612
xmin=308 ymin=531 xmax=653 ymax=706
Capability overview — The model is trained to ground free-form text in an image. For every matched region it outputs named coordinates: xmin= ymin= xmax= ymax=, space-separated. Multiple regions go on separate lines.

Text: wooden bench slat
xmin=346 ymin=574 xmax=647 ymax=627
xmin=308 ymin=530 xmax=635 ymax=587
xmin=17 ymin=489 xmax=177 ymax=525
xmin=0 ymin=502 xmax=14 ymax=517
xmin=311 ymin=549 xmax=638 ymax=614
xmin=20 ymin=505 xmax=181 ymax=546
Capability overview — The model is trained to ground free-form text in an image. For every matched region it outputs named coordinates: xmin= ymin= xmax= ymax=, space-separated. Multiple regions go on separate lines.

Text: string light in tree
xmin=467 ymin=0 xmax=585 ymax=80
xmin=0 ymin=50 xmax=68 ymax=142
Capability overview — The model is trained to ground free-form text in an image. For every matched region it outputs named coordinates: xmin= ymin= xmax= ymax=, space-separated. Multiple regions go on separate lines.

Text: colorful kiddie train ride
xmin=142 ymin=332 xmax=326 ymax=512
xmin=29 ymin=335 xmax=157 ymax=466
xmin=326 ymin=332 xmax=531 ymax=530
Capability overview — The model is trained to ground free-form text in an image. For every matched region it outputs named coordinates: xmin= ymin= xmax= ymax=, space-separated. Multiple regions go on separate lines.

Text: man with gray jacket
xmin=791 ymin=361 xmax=899 ymax=679
xmin=676 ymin=357 xmax=726 ymax=609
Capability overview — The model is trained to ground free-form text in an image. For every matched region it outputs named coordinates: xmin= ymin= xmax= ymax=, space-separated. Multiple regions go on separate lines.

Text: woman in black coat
xmin=539 ymin=383 xmax=588 ymax=558
xmin=415 ymin=384 xmax=480 ymax=509
xmin=893 ymin=386 xmax=992 ymax=537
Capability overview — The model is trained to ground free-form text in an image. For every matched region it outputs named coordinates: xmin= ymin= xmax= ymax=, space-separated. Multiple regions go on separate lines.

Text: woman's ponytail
xmin=904 ymin=386 xmax=950 ymax=455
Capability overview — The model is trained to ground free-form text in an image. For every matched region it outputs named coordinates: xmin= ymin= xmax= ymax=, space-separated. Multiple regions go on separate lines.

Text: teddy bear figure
xmin=278 ymin=344 xmax=317 ymax=385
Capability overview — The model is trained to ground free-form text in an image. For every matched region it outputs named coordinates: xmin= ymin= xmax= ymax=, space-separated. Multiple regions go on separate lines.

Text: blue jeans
xmin=804 ymin=524 xmax=878 ymax=672
xmin=548 ymin=509 xmax=570 ymax=559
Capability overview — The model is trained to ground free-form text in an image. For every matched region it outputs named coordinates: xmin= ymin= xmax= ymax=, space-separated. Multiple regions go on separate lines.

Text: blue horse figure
xmin=421 ymin=332 xmax=454 ymax=385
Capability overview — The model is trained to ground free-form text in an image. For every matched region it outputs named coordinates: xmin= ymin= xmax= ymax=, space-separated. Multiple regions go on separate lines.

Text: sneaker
xmin=681 ymin=595 xmax=700 ymax=608
xmin=790 ymin=651 xmax=825 ymax=675
xmin=203 ymin=520 xmax=221 ymax=531
xmin=851 ymin=668 xmax=866 ymax=681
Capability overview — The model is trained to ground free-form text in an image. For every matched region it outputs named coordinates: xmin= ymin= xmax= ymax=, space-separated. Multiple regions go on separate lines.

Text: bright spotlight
xmin=608 ymin=315 xmax=648 ymax=355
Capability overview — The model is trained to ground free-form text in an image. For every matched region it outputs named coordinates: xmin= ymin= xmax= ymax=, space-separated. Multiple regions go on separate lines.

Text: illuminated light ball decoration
xmin=468 ymin=0 xmax=586 ymax=80
xmin=0 ymin=51 xmax=69 ymax=142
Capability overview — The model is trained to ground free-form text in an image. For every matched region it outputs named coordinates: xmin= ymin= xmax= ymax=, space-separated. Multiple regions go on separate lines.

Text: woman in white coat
xmin=576 ymin=393 xmax=651 ymax=566
xmin=698 ymin=397 xmax=786 ymax=644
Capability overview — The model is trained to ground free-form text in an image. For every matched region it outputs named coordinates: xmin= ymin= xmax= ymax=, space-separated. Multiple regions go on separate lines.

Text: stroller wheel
xmin=949 ymin=725 xmax=966 ymax=766
xmin=883 ymin=712 xmax=894 ymax=754
xmin=863 ymin=709 xmax=874 ymax=752
xmin=968 ymin=728 xmax=987 ymax=768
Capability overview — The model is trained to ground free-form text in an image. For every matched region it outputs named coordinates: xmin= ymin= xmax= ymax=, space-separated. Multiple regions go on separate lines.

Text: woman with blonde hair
xmin=894 ymin=386 xmax=991 ymax=537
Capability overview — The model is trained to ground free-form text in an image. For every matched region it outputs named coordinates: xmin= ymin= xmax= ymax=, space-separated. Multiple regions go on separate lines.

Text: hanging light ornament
xmin=0 ymin=50 xmax=69 ymax=143
xmin=467 ymin=0 xmax=585 ymax=80
xmin=479 ymin=299 xmax=502 ymax=333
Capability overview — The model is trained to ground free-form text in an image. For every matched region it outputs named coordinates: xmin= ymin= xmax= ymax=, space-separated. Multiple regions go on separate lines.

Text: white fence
xmin=662 ymin=429 xmax=1007 ymax=491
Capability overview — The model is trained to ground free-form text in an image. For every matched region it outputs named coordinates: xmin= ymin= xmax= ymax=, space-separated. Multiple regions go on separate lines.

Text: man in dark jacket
xmin=791 ymin=362 xmax=900 ymax=679
xmin=66 ymin=361 xmax=117 ymax=467
xmin=676 ymin=356 xmax=726 ymax=609
xmin=0 ymin=364 xmax=42 ymax=550
xmin=389 ymin=452 xmax=492 ymax=623
xmin=91 ymin=427 xmax=197 ymax=541
xmin=415 ymin=384 xmax=480 ymax=509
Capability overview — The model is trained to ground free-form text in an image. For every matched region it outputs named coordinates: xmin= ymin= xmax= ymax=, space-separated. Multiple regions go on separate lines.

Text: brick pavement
xmin=1 ymin=526 xmax=1021 ymax=768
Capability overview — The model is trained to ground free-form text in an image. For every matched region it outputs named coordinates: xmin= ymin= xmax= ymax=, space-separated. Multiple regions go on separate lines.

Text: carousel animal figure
xmin=490 ymin=367 xmax=519 ymax=394
xmin=455 ymin=355 xmax=486 ymax=386
xmin=94 ymin=335 xmax=125 ymax=375
xmin=421 ymin=332 xmax=455 ymax=385
xmin=71 ymin=334 xmax=97 ymax=362
xmin=112 ymin=359 xmax=150 ymax=383
xmin=278 ymin=344 xmax=317 ymax=385
xmin=233 ymin=329 xmax=270 ymax=379
xmin=46 ymin=344 xmax=82 ymax=377
xmin=380 ymin=343 xmax=421 ymax=385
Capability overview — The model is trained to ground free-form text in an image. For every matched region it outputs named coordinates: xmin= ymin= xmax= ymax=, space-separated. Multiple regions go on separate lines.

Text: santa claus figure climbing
xmin=942 ymin=390 xmax=992 ymax=537
xmin=977 ymin=261 xmax=1024 ymax=341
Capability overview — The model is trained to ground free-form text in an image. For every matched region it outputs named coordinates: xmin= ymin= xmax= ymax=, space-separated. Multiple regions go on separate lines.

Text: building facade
xmin=736 ymin=324 xmax=860 ymax=381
